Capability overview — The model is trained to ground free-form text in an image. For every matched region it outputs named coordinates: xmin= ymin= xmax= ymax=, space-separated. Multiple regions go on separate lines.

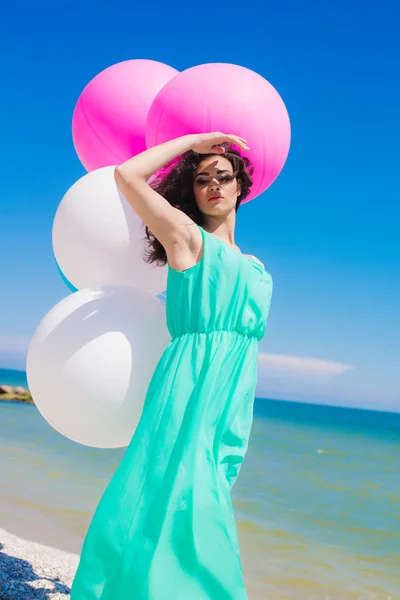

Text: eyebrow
xmin=195 ymin=169 xmax=232 ymax=177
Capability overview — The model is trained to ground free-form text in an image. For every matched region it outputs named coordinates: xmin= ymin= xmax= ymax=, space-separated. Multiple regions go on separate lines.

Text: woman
xmin=71 ymin=132 xmax=273 ymax=600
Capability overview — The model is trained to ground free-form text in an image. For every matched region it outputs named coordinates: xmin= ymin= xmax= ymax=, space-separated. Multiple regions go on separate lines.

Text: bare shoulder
xmin=165 ymin=222 xmax=203 ymax=272
xmin=244 ymin=253 xmax=265 ymax=268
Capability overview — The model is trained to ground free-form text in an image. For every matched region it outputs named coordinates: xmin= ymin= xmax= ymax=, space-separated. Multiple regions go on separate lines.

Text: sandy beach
xmin=0 ymin=528 xmax=78 ymax=600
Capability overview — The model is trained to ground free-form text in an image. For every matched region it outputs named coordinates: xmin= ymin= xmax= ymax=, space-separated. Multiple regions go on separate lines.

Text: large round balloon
xmin=52 ymin=166 xmax=167 ymax=294
xmin=72 ymin=59 xmax=179 ymax=171
xmin=146 ymin=63 xmax=291 ymax=202
xmin=26 ymin=285 xmax=170 ymax=448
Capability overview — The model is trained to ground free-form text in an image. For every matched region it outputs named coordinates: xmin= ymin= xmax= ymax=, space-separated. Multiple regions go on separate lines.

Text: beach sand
xmin=0 ymin=528 xmax=78 ymax=600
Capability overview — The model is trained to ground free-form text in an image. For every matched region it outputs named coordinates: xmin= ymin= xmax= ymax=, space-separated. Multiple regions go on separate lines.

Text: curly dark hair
xmin=142 ymin=144 xmax=254 ymax=265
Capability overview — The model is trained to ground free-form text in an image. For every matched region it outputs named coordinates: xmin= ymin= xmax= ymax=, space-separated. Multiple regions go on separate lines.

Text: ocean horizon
xmin=2 ymin=366 xmax=400 ymax=425
xmin=1 ymin=366 xmax=400 ymax=598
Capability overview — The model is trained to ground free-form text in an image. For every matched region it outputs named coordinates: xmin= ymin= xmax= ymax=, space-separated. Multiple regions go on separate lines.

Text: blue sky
xmin=1 ymin=0 xmax=399 ymax=411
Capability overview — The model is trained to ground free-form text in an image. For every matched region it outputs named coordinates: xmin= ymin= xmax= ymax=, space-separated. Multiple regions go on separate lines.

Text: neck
xmin=203 ymin=214 xmax=237 ymax=248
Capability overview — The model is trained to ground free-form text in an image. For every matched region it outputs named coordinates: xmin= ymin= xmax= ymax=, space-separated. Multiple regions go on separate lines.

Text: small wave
xmin=317 ymin=448 xmax=346 ymax=455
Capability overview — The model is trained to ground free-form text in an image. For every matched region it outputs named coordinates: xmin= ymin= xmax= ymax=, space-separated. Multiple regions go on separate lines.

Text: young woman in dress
xmin=71 ymin=132 xmax=273 ymax=600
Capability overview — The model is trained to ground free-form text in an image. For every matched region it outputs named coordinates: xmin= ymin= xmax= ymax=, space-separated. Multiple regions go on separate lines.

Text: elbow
xmin=114 ymin=166 xmax=143 ymax=189
xmin=114 ymin=167 xmax=133 ymax=197
xmin=114 ymin=166 xmax=132 ymax=191
xmin=114 ymin=165 xmax=128 ymax=185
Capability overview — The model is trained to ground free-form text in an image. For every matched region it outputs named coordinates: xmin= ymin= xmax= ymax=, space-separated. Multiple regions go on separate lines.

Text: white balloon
xmin=26 ymin=286 xmax=170 ymax=448
xmin=52 ymin=166 xmax=167 ymax=294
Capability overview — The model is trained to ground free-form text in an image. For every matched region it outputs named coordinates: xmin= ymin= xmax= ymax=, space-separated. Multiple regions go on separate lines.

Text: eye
xmin=218 ymin=175 xmax=233 ymax=183
xmin=196 ymin=178 xmax=208 ymax=185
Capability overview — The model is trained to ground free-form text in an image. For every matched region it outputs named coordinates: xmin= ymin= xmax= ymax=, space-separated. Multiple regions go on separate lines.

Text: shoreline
xmin=0 ymin=385 xmax=33 ymax=404
xmin=0 ymin=527 xmax=79 ymax=599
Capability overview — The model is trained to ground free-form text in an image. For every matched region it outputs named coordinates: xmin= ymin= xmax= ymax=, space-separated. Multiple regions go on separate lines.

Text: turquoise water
xmin=1 ymin=368 xmax=400 ymax=599
xmin=0 ymin=367 xmax=28 ymax=387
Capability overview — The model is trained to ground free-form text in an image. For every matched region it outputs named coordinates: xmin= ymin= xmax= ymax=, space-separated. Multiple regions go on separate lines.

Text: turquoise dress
xmin=71 ymin=225 xmax=273 ymax=600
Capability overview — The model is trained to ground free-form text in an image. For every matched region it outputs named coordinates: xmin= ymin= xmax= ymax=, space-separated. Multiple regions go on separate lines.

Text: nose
xmin=209 ymin=179 xmax=220 ymax=190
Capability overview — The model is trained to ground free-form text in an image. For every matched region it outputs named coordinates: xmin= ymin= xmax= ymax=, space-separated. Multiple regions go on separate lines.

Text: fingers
xmin=207 ymin=132 xmax=250 ymax=152
xmin=226 ymin=134 xmax=250 ymax=151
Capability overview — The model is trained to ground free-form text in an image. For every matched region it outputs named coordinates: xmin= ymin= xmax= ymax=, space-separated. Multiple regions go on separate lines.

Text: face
xmin=193 ymin=156 xmax=241 ymax=215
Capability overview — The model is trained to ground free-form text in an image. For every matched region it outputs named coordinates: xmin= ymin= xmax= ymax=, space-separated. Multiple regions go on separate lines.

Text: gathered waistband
xmin=170 ymin=329 xmax=259 ymax=341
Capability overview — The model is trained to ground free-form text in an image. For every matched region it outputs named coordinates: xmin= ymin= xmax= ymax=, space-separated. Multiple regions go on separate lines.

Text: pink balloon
xmin=72 ymin=59 xmax=179 ymax=171
xmin=146 ymin=63 xmax=291 ymax=202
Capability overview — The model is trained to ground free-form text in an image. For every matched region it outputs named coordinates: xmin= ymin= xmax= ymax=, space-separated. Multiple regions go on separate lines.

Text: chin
xmin=202 ymin=201 xmax=233 ymax=215
xmin=204 ymin=207 xmax=226 ymax=216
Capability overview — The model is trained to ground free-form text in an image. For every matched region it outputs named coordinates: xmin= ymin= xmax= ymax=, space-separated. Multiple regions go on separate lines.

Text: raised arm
xmin=114 ymin=135 xmax=198 ymax=252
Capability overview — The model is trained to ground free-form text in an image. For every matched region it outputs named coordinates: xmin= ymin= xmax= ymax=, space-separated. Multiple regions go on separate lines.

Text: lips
xmin=208 ymin=195 xmax=222 ymax=202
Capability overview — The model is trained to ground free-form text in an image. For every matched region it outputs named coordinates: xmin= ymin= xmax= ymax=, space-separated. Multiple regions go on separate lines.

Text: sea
xmin=1 ymin=367 xmax=399 ymax=600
